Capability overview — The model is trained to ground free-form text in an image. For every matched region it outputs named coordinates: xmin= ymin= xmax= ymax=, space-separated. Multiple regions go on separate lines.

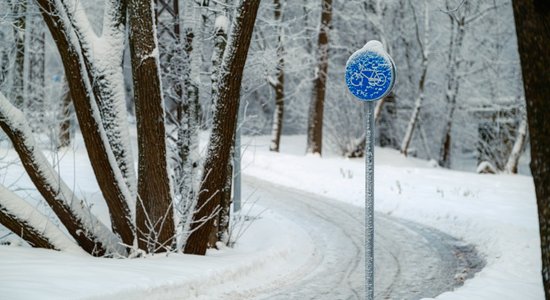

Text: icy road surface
xmin=240 ymin=177 xmax=483 ymax=300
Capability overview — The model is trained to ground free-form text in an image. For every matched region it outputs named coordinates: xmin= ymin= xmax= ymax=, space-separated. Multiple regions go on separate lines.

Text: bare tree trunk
xmin=184 ymin=0 xmax=260 ymax=256
xmin=176 ymin=28 xmax=202 ymax=240
xmin=210 ymin=7 xmax=232 ymax=248
xmin=0 ymin=185 xmax=83 ymax=253
xmin=512 ymin=3 xmax=550 ymax=298
xmin=58 ymin=80 xmax=72 ymax=149
xmin=306 ymin=0 xmax=332 ymax=155
xmin=401 ymin=0 xmax=429 ymax=156
xmin=0 ymin=92 xmax=123 ymax=256
xmin=37 ymin=0 xmax=135 ymax=248
xmin=27 ymin=3 xmax=46 ymax=131
xmin=505 ymin=108 xmax=528 ymax=174
xmin=9 ymin=0 xmax=26 ymax=109
xmin=211 ymin=18 xmax=228 ymax=100
xmin=0 ymin=48 xmax=8 ymax=85
xmin=217 ymin=159 xmax=233 ymax=245
xmin=269 ymin=0 xmax=285 ymax=152
xmin=439 ymin=14 xmax=465 ymax=168
xmin=128 ymin=0 xmax=175 ymax=253
xmin=208 ymin=157 xmax=233 ymax=248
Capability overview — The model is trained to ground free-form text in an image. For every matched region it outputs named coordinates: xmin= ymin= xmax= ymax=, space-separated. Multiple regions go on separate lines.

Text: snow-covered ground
xmin=0 ymin=134 xmax=543 ymax=299
xmin=242 ymin=135 xmax=543 ymax=299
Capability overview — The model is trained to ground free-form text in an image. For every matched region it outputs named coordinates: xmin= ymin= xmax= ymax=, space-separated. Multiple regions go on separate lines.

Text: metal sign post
xmin=345 ymin=40 xmax=395 ymax=300
xmin=233 ymin=100 xmax=244 ymax=213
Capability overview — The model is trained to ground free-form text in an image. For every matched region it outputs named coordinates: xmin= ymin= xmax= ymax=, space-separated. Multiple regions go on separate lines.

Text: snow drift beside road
xmin=242 ymin=135 xmax=543 ymax=300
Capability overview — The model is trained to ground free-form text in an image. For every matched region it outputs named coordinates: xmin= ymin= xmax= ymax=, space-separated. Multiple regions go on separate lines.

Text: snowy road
xmin=239 ymin=176 xmax=483 ymax=300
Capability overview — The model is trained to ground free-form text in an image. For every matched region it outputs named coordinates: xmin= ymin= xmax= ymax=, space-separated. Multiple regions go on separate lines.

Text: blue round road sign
xmin=346 ymin=41 xmax=396 ymax=101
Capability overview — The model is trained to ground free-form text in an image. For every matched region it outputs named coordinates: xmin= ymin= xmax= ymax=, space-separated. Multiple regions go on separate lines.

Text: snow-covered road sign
xmin=346 ymin=40 xmax=395 ymax=300
xmin=345 ymin=41 xmax=395 ymax=101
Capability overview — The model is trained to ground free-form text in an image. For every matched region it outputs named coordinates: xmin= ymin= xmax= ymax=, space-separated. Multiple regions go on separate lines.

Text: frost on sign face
xmin=345 ymin=41 xmax=396 ymax=102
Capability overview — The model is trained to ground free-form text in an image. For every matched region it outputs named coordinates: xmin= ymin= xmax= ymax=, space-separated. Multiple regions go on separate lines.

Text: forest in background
xmin=0 ymin=0 xmax=527 ymax=174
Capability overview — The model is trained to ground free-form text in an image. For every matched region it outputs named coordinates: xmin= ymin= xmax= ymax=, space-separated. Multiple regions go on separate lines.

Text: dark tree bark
xmin=210 ymin=9 xmax=232 ymax=249
xmin=0 ymin=209 xmax=56 ymax=250
xmin=36 ymin=0 xmax=135 ymax=248
xmin=0 ymin=93 xmax=115 ymax=256
xmin=128 ymin=0 xmax=175 ymax=253
xmin=184 ymin=0 xmax=260 ymax=256
xmin=0 ymin=47 xmax=8 ymax=85
xmin=269 ymin=0 xmax=285 ymax=152
xmin=306 ymin=0 xmax=332 ymax=155
xmin=512 ymin=1 xmax=550 ymax=298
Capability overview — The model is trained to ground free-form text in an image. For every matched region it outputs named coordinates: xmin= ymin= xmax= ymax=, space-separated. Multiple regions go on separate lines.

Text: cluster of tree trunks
xmin=0 ymin=0 xmax=260 ymax=257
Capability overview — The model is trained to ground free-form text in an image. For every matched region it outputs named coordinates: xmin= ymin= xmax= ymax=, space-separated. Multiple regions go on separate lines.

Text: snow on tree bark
xmin=36 ymin=0 xmax=135 ymax=248
xmin=60 ymin=0 xmax=137 ymax=198
xmin=8 ymin=0 xmax=26 ymax=109
xmin=400 ymin=0 xmax=429 ymax=157
xmin=269 ymin=0 xmax=285 ymax=153
xmin=176 ymin=27 xmax=201 ymax=241
xmin=438 ymin=8 xmax=465 ymax=168
xmin=211 ymin=16 xmax=229 ymax=101
xmin=512 ymin=1 xmax=550 ymax=298
xmin=505 ymin=108 xmax=528 ymax=174
xmin=184 ymin=0 xmax=260 ymax=256
xmin=306 ymin=0 xmax=332 ymax=155
xmin=128 ymin=0 xmax=175 ymax=253
xmin=26 ymin=5 xmax=46 ymax=132
xmin=210 ymin=13 xmax=232 ymax=248
xmin=0 ymin=92 xmax=124 ymax=256
xmin=0 ymin=185 xmax=85 ymax=254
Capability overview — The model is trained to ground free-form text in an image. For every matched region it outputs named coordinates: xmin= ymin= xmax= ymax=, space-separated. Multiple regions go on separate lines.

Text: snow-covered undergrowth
xmin=241 ymin=135 xmax=543 ymax=300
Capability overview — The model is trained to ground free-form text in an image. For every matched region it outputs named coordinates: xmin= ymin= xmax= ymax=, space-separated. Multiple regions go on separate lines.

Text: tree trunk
xmin=36 ymin=0 xmax=135 ymax=248
xmin=210 ymin=9 xmax=232 ymax=248
xmin=512 ymin=2 xmax=550 ymax=298
xmin=0 ymin=92 xmax=123 ymax=256
xmin=217 ymin=159 xmax=233 ymax=245
xmin=505 ymin=108 xmax=528 ymax=174
xmin=269 ymin=0 xmax=285 ymax=152
xmin=184 ymin=0 xmax=260 ymax=256
xmin=0 ymin=185 xmax=83 ymax=253
xmin=439 ymin=17 xmax=465 ymax=168
xmin=9 ymin=0 xmax=26 ymax=109
xmin=0 ymin=49 xmax=8 ymax=85
xmin=401 ymin=0 xmax=429 ymax=157
xmin=27 ymin=5 xmax=46 ymax=132
xmin=177 ymin=28 xmax=201 ymax=239
xmin=306 ymin=0 xmax=332 ymax=155
xmin=58 ymin=80 xmax=72 ymax=149
xmin=128 ymin=0 xmax=175 ymax=253
xmin=211 ymin=17 xmax=228 ymax=100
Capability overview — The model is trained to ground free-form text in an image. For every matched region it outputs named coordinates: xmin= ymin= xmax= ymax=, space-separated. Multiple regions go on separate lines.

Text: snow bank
xmin=241 ymin=135 xmax=543 ymax=300
xmin=0 ymin=204 xmax=314 ymax=300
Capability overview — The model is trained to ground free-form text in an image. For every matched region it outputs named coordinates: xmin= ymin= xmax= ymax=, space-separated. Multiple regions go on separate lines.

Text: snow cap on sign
xmin=345 ymin=40 xmax=396 ymax=102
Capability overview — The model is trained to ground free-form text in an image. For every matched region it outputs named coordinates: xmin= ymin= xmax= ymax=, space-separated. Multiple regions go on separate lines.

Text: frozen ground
xmin=0 ymin=134 xmax=543 ymax=299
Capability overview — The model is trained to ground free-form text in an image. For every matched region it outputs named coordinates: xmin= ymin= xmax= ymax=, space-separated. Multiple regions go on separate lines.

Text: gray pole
xmin=233 ymin=102 xmax=243 ymax=213
xmin=365 ymin=101 xmax=375 ymax=300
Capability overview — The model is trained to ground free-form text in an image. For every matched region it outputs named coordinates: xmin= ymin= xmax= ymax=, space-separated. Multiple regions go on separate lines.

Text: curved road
xmin=240 ymin=176 xmax=483 ymax=300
